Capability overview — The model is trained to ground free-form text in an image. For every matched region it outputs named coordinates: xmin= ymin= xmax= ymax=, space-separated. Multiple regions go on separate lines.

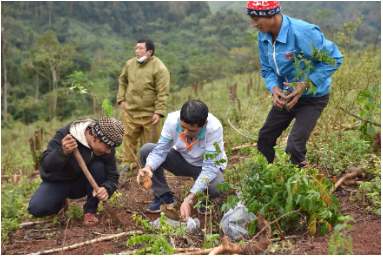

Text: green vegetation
xmin=66 ymin=205 xmax=84 ymax=221
xmin=1 ymin=176 xmax=41 ymax=241
xmin=328 ymin=216 xmax=355 ymax=255
xmin=0 ymin=1 xmax=380 ymax=254
xmin=127 ymin=213 xmax=181 ymax=255
xmin=221 ymin=149 xmax=340 ymax=236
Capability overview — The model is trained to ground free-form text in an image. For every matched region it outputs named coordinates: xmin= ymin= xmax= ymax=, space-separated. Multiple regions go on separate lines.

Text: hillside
xmin=208 ymin=1 xmax=381 ymax=46
xmin=1 ymin=1 xmax=381 ymax=125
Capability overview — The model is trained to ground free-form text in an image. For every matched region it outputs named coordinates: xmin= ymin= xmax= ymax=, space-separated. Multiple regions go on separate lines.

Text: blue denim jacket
xmin=258 ymin=14 xmax=343 ymax=98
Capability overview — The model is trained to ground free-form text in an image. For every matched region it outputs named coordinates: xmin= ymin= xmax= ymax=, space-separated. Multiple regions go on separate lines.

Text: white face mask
xmin=136 ymin=51 xmax=149 ymax=63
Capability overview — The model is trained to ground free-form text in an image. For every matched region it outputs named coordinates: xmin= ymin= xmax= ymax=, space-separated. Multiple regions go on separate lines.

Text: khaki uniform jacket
xmin=117 ymin=56 xmax=170 ymax=118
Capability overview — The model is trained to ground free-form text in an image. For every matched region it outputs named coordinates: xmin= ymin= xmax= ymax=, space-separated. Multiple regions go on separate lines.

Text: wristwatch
xmin=184 ymin=196 xmax=193 ymax=205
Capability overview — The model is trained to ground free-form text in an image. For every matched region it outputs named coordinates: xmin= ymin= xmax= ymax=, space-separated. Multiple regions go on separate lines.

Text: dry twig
xmin=227 ymin=118 xmax=256 ymax=142
xmin=339 ymin=107 xmax=381 ymax=127
xmin=61 ymin=217 xmax=71 ymax=254
xmin=28 ymin=231 xmax=143 ymax=255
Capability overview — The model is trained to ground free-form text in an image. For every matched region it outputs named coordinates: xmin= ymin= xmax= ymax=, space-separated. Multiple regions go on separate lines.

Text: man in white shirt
xmin=137 ymin=100 xmax=227 ymax=221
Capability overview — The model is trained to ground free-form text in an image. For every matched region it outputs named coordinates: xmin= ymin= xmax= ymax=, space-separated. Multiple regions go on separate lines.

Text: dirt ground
xmin=1 ymin=155 xmax=381 ymax=255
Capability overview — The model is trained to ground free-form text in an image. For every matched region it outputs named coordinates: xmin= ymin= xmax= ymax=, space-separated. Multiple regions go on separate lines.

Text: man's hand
xmin=272 ymin=86 xmax=288 ymax=108
xmin=283 ymin=82 xmax=308 ymax=110
xmin=180 ymin=193 xmax=196 ymax=222
xmin=62 ymin=134 xmax=78 ymax=155
xmin=152 ymin=113 xmax=161 ymax=125
xmin=180 ymin=201 xmax=192 ymax=222
xmin=119 ymin=101 xmax=126 ymax=109
xmin=136 ymin=165 xmax=153 ymax=184
xmin=92 ymin=187 xmax=109 ymax=201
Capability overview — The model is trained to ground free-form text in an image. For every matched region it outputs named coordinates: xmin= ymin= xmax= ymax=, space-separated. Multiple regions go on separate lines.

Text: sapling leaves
xmin=127 ymin=213 xmax=175 ymax=255
xmin=102 ymin=99 xmax=113 ymax=118
xmin=291 ymin=44 xmax=336 ymax=97
xmin=222 ymin=148 xmax=342 ymax=236
xmin=247 ymin=219 xmax=258 ymax=236
xmin=69 ymin=81 xmax=113 ymax=118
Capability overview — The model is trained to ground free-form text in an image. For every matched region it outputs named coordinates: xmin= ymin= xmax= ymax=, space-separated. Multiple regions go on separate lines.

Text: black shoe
xmin=198 ymin=200 xmax=212 ymax=214
xmin=145 ymin=191 xmax=175 ymax=213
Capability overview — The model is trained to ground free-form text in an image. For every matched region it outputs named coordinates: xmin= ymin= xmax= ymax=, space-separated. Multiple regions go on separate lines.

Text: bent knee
xmin=139 ymin=143 xmax=156 ymax=158
xmin=27 ymin=203 xmax=50 ymax=218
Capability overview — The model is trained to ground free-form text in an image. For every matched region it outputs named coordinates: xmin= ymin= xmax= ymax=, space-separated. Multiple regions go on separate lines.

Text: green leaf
xmin=357 ymin=96 xmax=367 ymax=104
xmin=303 ymin=177 xmax=309 ymax=187
xmin=102 ymin=99 xmax=113 ymax=117
xmin=247 ymin=220 xmax=257 ymax=235
xmin=368 ymin=96 xmax=374 ymax=107
xmin=367 ymin=125 xmax=376 ymax=136
xmin=319 ymin=222 xmax=328 ymax=235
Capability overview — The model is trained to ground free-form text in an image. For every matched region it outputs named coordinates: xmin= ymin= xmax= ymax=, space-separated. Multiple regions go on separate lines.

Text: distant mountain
xmin=208 ymin=1 xmax=381 ymax=47
xmin=208 ymin=1 xmax=246 ymax=13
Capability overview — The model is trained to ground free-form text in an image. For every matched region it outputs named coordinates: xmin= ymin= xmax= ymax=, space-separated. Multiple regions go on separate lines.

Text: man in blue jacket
xmin=246 ymin=1 xmax=343 ymax=167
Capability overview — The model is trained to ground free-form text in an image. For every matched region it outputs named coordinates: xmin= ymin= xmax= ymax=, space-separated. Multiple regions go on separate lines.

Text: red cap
xmin=246 ymin=1 xmax=281 ymax=17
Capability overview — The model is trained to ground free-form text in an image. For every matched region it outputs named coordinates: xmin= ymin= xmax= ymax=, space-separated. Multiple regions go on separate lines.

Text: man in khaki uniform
xmin=117 ymin=38 xmax=170 ymax=174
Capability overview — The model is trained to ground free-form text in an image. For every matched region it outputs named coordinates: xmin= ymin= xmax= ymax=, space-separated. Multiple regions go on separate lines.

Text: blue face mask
xmin=136 ymin=51 xmax=149 ymax=63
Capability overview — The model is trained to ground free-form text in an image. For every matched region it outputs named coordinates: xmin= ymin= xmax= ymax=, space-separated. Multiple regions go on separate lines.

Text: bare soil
xmin=1 ymin=154 xmax=381 ymax=255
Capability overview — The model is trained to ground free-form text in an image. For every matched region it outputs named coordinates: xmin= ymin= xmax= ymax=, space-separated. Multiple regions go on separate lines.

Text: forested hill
xmin=1 ymin=1 xmax=380 ymax=125
xmin=208 ymin=1 xmax=381 ymax=45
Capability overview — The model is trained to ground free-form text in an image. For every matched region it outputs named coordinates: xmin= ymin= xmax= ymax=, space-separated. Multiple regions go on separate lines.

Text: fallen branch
xmin=20 ymin=221 xmax=44 ymax=227
xmin=176 ymin=249 xmax=212 ymax=255
xmin=330 ymin=168 xmax=366 ymax=194
xmin=339 ymin=107 xmax=381 ymax=127
xmin=231 ymin=142 xmax=257 ymax=151
xmin=227 ymin=118 xmax=256 ymax=142
xmin=119 ymin=247 xmax=203 ymax=255
xmin=28 ymin=230 xmax=143 ymax=255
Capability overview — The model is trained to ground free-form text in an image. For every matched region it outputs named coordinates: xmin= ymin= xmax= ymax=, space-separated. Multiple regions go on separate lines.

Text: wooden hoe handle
xmin=149 ymin=124 xmax=156 ymax=143
xmin=73 ymin=148 xmax=123 ymax=227
xmin=73 ymin=148 xmax=99 ymax=191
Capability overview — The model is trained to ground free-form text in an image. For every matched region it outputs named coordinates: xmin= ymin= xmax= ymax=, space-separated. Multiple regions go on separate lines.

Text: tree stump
xmin=29 ymin=128 xmax=44 ymax=170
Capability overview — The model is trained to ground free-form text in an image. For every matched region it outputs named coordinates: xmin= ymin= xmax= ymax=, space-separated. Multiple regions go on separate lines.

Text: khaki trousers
xmin=121 ymin=110 xmax=162 ymax=165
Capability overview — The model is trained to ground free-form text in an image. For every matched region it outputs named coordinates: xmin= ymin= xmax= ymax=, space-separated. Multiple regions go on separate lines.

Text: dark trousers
xmin=28 ymin=161 xmax=106 ymax=217
xmin=257 ymin=94 xmax=329 ymax=166
xmin=140 ymin=143 xmax=224 ymax=198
